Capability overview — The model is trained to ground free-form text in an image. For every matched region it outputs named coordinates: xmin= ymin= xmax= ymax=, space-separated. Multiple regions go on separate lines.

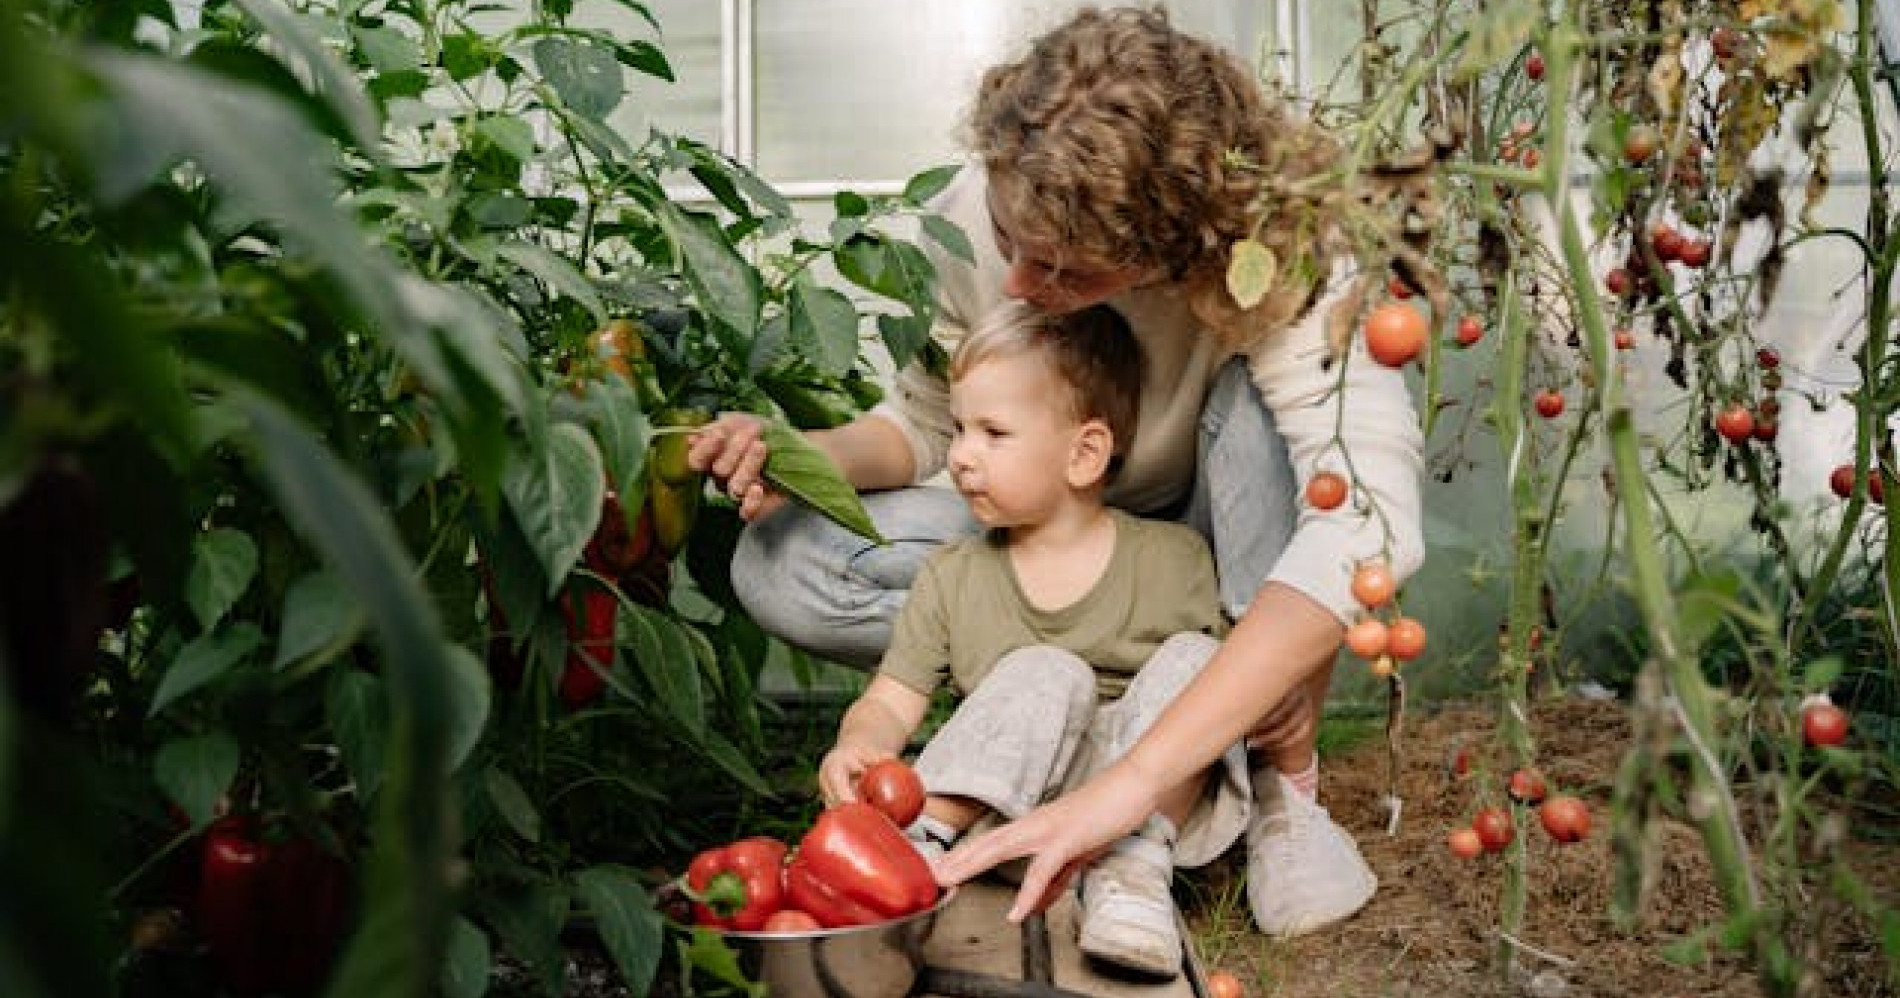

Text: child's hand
xmin=817 ymin=744 xmax=895 ymax=808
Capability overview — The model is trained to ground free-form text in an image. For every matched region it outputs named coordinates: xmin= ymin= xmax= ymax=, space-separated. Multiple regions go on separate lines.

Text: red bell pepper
xmin=559 ymin=581 xmax=618 ymax=708
xmin=196 ymin=815 xmax=352 ymax=997
xmin=686 ymin=835 xmax=788 ymax=931
xmin=783 ymin=802 xmax=938 ymax=928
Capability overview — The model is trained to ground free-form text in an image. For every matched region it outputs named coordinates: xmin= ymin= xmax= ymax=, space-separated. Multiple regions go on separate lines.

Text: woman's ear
xmin=1067 ymin=419 xmax=1115 ymax=489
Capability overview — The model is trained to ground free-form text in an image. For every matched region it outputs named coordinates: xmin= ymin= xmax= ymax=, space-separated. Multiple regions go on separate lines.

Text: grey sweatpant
xmin=910 ymin=631 xmax=1251 ymax=868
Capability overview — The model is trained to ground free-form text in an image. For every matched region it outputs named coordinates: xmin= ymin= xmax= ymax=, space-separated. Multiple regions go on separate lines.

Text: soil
xmin=1179 ymin=697 xmax=1900 ymax=998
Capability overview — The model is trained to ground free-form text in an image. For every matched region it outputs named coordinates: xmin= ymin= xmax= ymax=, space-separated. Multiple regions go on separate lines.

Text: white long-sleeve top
xmin=870 ymin=165 xmax=1425 ymax=623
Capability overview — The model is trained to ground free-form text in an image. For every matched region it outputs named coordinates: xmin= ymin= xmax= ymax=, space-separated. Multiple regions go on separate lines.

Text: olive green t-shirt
xmin=879 ymin=509 xmax=1227 ymax=701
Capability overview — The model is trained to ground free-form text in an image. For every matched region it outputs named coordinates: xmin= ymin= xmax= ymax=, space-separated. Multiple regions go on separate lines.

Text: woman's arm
xmin=934 ymin=580 xmax=1342 ymax=919
xmin=686 ymin=411 xmax=917 ymax=519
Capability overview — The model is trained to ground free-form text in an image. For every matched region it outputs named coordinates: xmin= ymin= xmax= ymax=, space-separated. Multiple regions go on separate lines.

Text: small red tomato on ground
xmin=1525 ymin=51 xmax=1545 ymax=81
xmin=1538 ymin=796 xmax=1591 ymax=843
xmin=1456 ymin=315 xmax=1483 ymax=347
xmin=1305 ymin=470 xmax=1349 ymax=511
xmin=1351 ymin=562 xmax=1397 ymax=609
xmin=1447 ymin=827 xmax=1484 ymax=859
xmin=1386 ymin=617 xmax=1427 ymax=661
xmin=1507 ymin=768 xmax=1548 ymax=805
xmin=1206 ymin=970 xmax=1246 ymax=998
xmin=1473 ymin=807 xmax=1515 ymax=853
xmin=857 ymin=758 xmax=927 ymax=828
xmin=1344 ymin=618 xmax=1389 ymax=660
xmin=1802 ymin=697 xmax=1849 ymax=747
xmin=1534 ymin=389 xmax=1565 ymax=419
xmin=1624 ymin=124 xmax=1660 ymax=164
xmin=762 ymin=909 xmax=823 ymax=933
xmin=1604 ymin=267 xmax=1633 ymax=296
xmin=1714 ymin=404 xmax=1755 ymax=444
xmin=1363 ymin=303 xmax=1427 ymax=368
xmin=1613 ymin=328 xmax=1636 ymax=350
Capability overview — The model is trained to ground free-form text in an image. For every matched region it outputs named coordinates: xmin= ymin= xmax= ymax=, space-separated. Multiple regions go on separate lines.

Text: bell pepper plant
xmin=196 ymin=815 xmax=352 ymax=997
xmin=783 ymin=802 xmax=938 ymax=928
xmin=685 ymin=835 xmax=789 ymax=931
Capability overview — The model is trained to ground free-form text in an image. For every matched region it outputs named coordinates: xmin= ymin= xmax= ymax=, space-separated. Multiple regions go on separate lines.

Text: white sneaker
xmin=1076 ymin=818 xmax=1181 ymax=978
xmin=1245 ymin=768 xmax=1377 ymax=937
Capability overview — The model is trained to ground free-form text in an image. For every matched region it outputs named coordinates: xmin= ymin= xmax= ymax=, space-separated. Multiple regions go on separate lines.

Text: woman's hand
xmin=932 ymin=762 xmax=1161 ymax=921
xmin=685 ymin=413 xmax=788 ymax=521
xmin=816 ymin=743 xmax=896 ymax=807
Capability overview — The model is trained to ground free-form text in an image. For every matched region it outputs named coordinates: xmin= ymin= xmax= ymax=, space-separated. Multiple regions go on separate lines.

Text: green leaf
xmin=495 ymin=241 xmax=606 ymax=324
xmin=582 ymin=377 xmax=652 ymax=507
xmin=760 ymin=422 xmax=883 ymax=544
xmin=623 ymin=605 xmax=705 ymax=736
xmin=350 ymin=22 xmax=424 ymax=76
xmin=484 ymin=767 xmax=542 ymax=843
xmin=613 ymin=38 xmax=674 ymax=82
xmin=326 ymin=668 xmax=387 ymax=802
xmin=787 ymin=274 xmax=861 ymax=378
xmin=439 ymin=917 xmax=492 ymax=998
xmin=533 ymin=36 xmax=624 ymax=120
xmin=902 ymin=164 xmax=960 ymax=205
xmin=1226 ymin=238 xmax=1277 ymax=309
xmin=691 ymin=728 xmax=774 ymax=797
xmin=878 ymin=313 xmax=933 ymax=372
xmin=471 ymin=115 xmax=536 ymax=167
xmin=275 ymin=571 xmax=365 ymax=670
xmin=186 ymin=528 xmax=258 ymax=632
xmin=1801 ymin=655 xmax=1844 ymax=693
xmin=478 ymin=885 xmax=570 ymax=998
xmin=502 ymin=422 xmax=606 ymax=598
xmin=150 ymin=624 xmax=264 ymax=717
xmin=239 ymin=401 xmax=457 ymax=998
xmin=574 ymin=867 xmax=663 ymax=996
xmin=834 ymin=190 xmax=870 ymax=218
xmin=681 ymin=928 xmax=766 ymax=998
xmin=441 ymin=645 xmax=491 ymax=771
xmin=154 ymin=731 xmax=240 ymax=829
xmin=920 ymin=213 xmax=974 ymax=264
xmin=655 ymin=201 xmax=762 ymax=348
xmin=233 ymin=0 xmax=386 ymax=160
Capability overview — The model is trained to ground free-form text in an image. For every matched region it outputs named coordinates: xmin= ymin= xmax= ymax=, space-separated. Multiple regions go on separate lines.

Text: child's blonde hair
xmin=951 ymin=301 xmax=1143 ymax=466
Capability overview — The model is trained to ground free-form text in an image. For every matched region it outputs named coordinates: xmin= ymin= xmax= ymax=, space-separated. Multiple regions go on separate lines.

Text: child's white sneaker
xmin=1076 ymin=816 xmax=1180 ymax=978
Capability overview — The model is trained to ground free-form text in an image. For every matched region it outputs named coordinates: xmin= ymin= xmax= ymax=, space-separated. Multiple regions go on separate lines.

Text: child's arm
xmin=818 ymin=675 xmax=931 ymax=807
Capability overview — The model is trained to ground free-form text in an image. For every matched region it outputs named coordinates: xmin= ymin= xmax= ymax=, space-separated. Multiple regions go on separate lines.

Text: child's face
xmin=946 ymin=352 xmax=1087 ymax=529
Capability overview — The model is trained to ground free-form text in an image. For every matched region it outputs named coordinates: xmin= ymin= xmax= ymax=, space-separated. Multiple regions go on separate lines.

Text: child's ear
xmin=1067 ymin=419 xmax=1114 ymax=489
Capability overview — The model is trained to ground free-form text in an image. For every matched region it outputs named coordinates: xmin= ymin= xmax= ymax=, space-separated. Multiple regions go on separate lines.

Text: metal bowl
xmin=712 ymin=888 xmax=956 ymax=998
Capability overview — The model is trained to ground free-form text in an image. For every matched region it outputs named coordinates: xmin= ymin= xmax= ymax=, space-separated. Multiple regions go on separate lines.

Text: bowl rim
xmin=712 ymin=885 xmax=959 ymax=940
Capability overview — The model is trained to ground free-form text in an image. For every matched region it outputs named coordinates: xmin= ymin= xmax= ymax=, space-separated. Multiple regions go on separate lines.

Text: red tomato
xmin=1756 ymin=346 xmax=1781 ymax=369
xmin=1534 ymin=389 xmax=1565 ymax=419
xmin=1613 ymin=329 xmax=1636 ymax=351
xmin=1344 ymin=618 xmax=1389 ymax=659
xmin=1206 ymin=971 xmax=1246 ymax=998
xmin=1802 ymin=700 xmax=1849 ymax=747
xmin=1714 ymin=404 xmax=1755 ymax=444
xmin=1386 ymin=617 xmax=1427 ymax=661
xmin=1678 ymin=239 xmax=1711 ymax=268
xmin=1363 ymin=304 xmax=1427 ymax=368
xmin=1507 ymin=768 xmax=1548 ymax=805
xmin=856 ymin=758 xmax=927 ymax=828
xmin=1387 ymin=273 xmax=1413 ymax=299
xmin=1473 ymin=807 xmax=1515 ymax=852
xmin=1447 ymin=827 xmax=1484 ymax=859
xmin=1752 ymin=418 xmax=1778 ymax=442
xmin=1604 ymin=268 xmax=1633 ymax=296
xmin=762 ymin=909 xmax=823 ymax=933
xmin=1652 ymin=226 xmax=1684 ymax=262
xmin=1456 ymin=315 xmax=1483 ymax=347
xmin=1305 ymin=470 xmax=1349 ymax=511
xmin=1830 ymin=463 xmax=1856 ymax=499
xmin=1525 ymin=51 xmax=1545 ymax=80
xmin=1519 ymin=147 xmax=1541 ymax=169
xmin=1538 ymin=796 xmax=1591 ymax=844
xmin=1351 ymin=563 xmax=1397 ymax=609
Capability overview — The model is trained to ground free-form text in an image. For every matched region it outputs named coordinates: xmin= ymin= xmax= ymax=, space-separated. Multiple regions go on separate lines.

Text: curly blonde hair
xmin=968 ymin=5 xmax=1346 ymax=347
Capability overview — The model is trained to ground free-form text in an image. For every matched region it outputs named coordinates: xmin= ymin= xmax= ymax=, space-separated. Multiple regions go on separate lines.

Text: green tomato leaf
xmin=186 ymin=528 xmax=258 ymax=632
xmin=902 ymin=164 xmax=961 ymax=206
xmin=760 ymin=421 xmax=884 ymax=544
xmin=484 ymin=767 xmax=542 ymax=844
xmin=154 ymin=731 xmax=240 ymax=830
xmin=233 ymin=0 xmax=386 ymax=161
xmin=327 ymin=668 xmax=387 ymax=803
xmin=477 ymin=886 xmax=570 ymax=998
xmin=470 ymin=115 xmax=536 ymax=167
xmin=350 ymin=23 xmax=424 ymax=76
xmin=441 ymin=644 xmax=491 ymax=772
xmin=276 ymin=571 xmax=365 ymax=671
xmin=623 ymin=604 xmax=705 ymax=737
xmin=921 ymin=213 xmax=974 ymax=264
xmin=150 ymin=624 xmax=264 ymax=717
xmin=532 ymin=36 xmax=625 ymax=120
xmin=574 ymin=866 xmax=663 ymax=997
xmin=495 ymin=241 xmax=606 ymax=324
xmin=438 ymin=917 xmax=492 ymax=998
xmin=655 ymin=201 xmax=762 ymax=350
xmin=502 ymin=422 xmax=606 ymax=599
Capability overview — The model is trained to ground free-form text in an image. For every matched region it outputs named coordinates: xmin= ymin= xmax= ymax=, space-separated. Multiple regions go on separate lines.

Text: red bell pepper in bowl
xmin=784 ymin=802 xmax=938 ymax=929
xmin=686 ymin=835 xmax=789 ymax=931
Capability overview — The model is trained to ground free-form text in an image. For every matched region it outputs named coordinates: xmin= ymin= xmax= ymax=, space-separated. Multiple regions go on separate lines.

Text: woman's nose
xmin=1001 ymin=257 xmax=1038 ymax=302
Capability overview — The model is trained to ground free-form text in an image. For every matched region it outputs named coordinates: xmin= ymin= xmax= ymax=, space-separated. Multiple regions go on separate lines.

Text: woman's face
xmin=988 ymin=195 xmax=1151 ymax=314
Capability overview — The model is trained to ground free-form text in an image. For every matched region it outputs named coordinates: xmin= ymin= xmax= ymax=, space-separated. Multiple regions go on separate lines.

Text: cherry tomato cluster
xmin=1346 ymin=561 xmax=1424 ymax=677
xmin=1447 ymin=778 xmax=1591 ymax=859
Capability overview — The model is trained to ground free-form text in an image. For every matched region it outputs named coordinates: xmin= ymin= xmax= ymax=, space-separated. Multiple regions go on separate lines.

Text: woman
xmin=687 ymin=5 xmax=1424 ymax=936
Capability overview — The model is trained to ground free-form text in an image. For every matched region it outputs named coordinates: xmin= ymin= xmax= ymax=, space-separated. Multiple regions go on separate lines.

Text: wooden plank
xmin=918 ymin=880 xmax=1204 ymax=998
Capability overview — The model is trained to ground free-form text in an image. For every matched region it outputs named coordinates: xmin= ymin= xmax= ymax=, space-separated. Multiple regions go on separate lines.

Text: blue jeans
xmin=730 ymin=357 xmax=1299 ymax=668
